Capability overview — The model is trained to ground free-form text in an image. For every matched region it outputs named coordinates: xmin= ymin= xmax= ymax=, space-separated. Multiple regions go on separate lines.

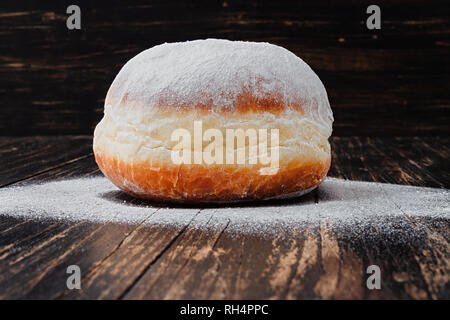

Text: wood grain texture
xmin=0 ymin=0 xmax=449 ymax=135
xmin=0 ymin=136 xmax=448 ymax=299
xmin=0 ymin=136 xmax=93 ymax=187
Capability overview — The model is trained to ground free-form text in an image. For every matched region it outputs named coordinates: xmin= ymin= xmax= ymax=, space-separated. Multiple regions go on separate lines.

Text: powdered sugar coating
xmin=106 ymin=39 xmax=333 ymax=135
xmin=1 ymin=177 xmax=448 ymax=237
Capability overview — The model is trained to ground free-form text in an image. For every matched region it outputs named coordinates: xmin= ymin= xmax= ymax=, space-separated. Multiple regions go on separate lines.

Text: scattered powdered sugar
xmin=0 ymin=177 xmax=448 ymax=237
xmin=106 ymin=39 xmax=333 ymax=135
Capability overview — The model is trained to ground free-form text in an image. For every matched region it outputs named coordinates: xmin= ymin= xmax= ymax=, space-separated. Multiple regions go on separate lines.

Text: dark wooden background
xmin=0 ymin=0 xmax=449 ymax=136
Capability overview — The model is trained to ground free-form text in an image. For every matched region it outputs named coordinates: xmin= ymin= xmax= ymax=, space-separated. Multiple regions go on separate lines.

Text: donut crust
xmin=95 ymin=152 xmax=331 ymax=203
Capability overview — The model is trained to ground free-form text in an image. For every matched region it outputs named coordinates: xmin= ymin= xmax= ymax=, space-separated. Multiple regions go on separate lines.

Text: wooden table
xmin=0 ymin=136 xmax=449 ymax=299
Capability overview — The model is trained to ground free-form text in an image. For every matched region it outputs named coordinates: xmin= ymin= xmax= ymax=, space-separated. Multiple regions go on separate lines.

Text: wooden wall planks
xmin=0 ymin=0 xmax=449 ymax=135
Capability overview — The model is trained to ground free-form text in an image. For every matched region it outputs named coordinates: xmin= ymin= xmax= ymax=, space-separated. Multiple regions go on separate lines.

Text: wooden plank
xmin=58 ymin=209 xmax=201 ymax=300
xmin=0 ymin=1 xmax=449 ymax=135
xmin=119 ymin=205 xmax=338 ymax=300
xmin=0 ymin=136 xmax=93 ymax=187
xmin=0 ymin=221 xmax=100 ymax=299
xmin=328 ymin=137 xmax=450 ymax=188
xmin=122 ymin=211 xmax=238 ymax=299
xmin=0 ymin=198 xmax=199 ymax=300
xmin=12 ymin=154 xmax=100 ymax=185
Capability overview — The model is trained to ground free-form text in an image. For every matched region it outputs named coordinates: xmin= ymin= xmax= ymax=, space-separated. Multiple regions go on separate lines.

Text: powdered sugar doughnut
xmin=93 ymin=39 xmax=333 ymax=203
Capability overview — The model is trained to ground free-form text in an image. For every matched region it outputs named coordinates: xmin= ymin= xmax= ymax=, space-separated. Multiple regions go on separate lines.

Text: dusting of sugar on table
xmin=0 ymin=177 xmax=448 ymax=237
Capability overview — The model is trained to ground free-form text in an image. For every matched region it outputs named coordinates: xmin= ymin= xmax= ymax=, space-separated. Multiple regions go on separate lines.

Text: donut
xmin=93 ymin=39 xmax=333 ymax=203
